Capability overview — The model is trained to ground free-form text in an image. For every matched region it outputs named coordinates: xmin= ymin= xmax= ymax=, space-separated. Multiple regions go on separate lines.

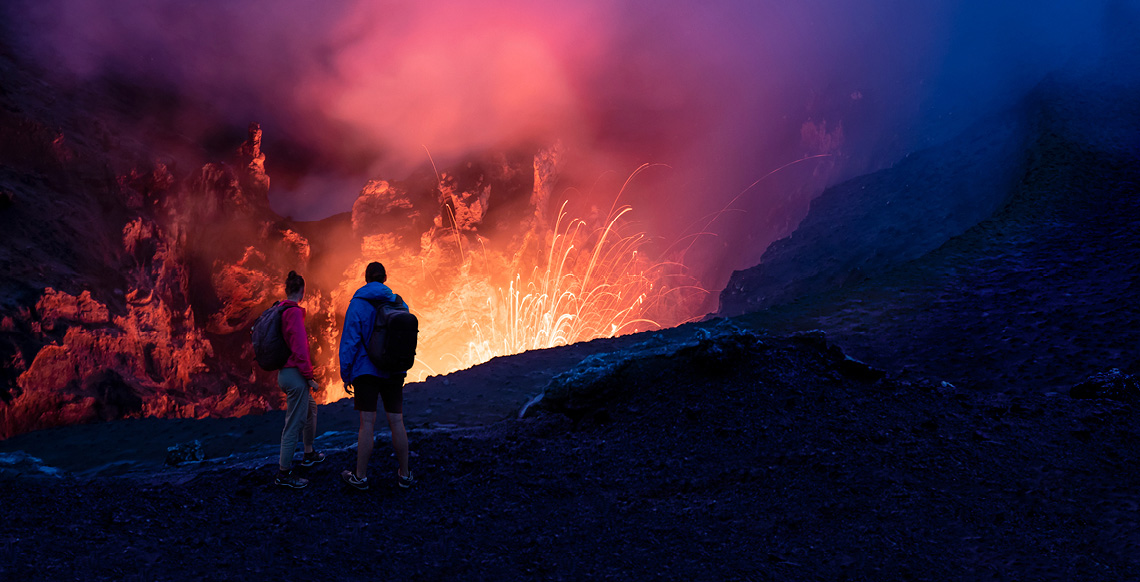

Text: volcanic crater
xmin=3 ymin=6 xmax=1140 ymax=581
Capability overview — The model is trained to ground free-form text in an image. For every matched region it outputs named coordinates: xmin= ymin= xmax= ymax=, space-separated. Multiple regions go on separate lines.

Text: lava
xmin=425 ymin=201 xmax=705 ymax=380
xmin=319 ymin=159 xmax=708 ymax=400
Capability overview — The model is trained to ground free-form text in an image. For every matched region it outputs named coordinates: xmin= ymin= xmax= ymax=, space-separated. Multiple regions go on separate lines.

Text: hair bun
xmin=285 ymin=270 xmax=305 ymax=296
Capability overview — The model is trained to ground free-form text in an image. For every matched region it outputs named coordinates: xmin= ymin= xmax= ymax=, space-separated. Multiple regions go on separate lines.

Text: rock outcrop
xmin=533 ymin=323 xmax=889 ymax=424
xmin=1070 ymin=369 xmax=1140 ymax=403
xmin=165 ymin=440 xmax=205 ymax=466
xmin=0 ymin=111 xmax=326 ymax=437
xmin=237 ymin=122 xmax=271 ymax=197
xmin=351 ymin=179 xmax=427 ymax=248
xmin=207 ymin=248 xmax=275 ymax=335
xmin=35 ymin=288 xmax=111 ymax=331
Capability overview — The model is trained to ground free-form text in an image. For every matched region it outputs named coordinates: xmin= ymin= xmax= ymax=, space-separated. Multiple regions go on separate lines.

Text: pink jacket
xmin=279 ymin=300 xmax=314 ymax=380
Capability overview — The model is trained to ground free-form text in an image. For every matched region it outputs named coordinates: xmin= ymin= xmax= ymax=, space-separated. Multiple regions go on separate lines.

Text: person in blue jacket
xmin=338 ymin=261 xmax=414 ymax=490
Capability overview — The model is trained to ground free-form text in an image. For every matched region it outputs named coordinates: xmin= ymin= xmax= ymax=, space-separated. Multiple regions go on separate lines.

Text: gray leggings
xmin=278 ymin=367 xmax=317 ymax=470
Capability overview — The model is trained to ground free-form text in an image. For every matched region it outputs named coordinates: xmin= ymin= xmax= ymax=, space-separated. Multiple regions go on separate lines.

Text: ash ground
xmin=4 ymin=328 xmax=1139 ymax=581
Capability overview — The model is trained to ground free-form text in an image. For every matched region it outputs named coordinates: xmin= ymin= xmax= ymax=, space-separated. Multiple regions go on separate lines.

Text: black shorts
xmin=353 ymin=374 xmax=405 ymax=414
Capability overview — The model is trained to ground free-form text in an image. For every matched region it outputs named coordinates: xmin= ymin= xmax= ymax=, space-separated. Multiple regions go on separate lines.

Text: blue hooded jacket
xmin=338 ymin=282 xmax=409 ymax=383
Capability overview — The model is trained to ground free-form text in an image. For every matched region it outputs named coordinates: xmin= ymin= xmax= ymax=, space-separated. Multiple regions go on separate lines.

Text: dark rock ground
xmin=2 ymin=327 xmax=1140 ymax=581
xmin=2 ymin=323 xmax=1140 ymax=582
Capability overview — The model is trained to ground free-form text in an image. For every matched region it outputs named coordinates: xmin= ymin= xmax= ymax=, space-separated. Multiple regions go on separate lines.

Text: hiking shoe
xmin=341 ymin=470 xmax=369 ymax=491
xmin=398 ymin=470 xmax=416 ymax=489
xmin=275 ymin=470 xmax=309 ymax=489
xmin=300 ymin=451 xmax=326 ymax=467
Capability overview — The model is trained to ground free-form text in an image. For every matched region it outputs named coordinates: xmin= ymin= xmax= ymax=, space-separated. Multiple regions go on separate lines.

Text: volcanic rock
xmin=191 ymin=164 xmax=247 ymax=219
xmin=122 ymin=218 xmax=159 ymax=261
xmin=173 ymin=154 xmax=275 ymax=238
xmin=538 ymin=351 xmax=633 ymax=419
xmin=418 ymin=226 xmax=477 ymax=269
xmin=10 ymin=328 xmax=160 ymax=432
xmin=3 ymin=276 xmax=220 ymax=437
xmin=800 ymin=119 xmax=845 ymax=156
xmin=439 ymin=165 xmax=492 ymax=232
xmin=119 ymin=162 xmax=175 ymax=210
xmin=90 ymin=369 xmax=144 ymax=419
xmin=141 ymin=383 xmax=273 ymax=420
xmin=20 ymin=328 xmax=142 ymax=396
xmin=351 ymin=179 xmax=420 ymax=242
xmin=165 ymin=440 xmax=205 ymax=466
xmin=683 ymin=326 xmax=766 ymax=373
xmin=276 ymin=229 xmax=311 ymax=265
xmin=537 ymin=323 xmax=767 ymax=419
xmin=837 ymin=356 xmax=887 ymax=383
xmin=115 ymin=298 xmax=213 ymax=387
xmin=236 ymin=122 xmax=270 ymax=197
xmin=207 ymin=247 xmax=275 ymax=334
xmin=0 ymin=451 xmax=61 ymax=479
xmin=531 ymin=141 xmax=563 ymax=228
xmin=0 ymin=42 xmax=312 ymax=438
xmin=121 ymin=220 xmax=190 ymax=312
xmin=35 ymin=288 xmax=111 ymax=331
xmin=1070 ymin=369 xmax=1140 ymax=403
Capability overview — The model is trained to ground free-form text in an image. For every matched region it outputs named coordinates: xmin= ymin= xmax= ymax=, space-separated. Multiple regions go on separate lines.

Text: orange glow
xmin=448 ymin=202 xmax=698 ymax=374
xmin=313 ymin=180 xmax=706 ymax=402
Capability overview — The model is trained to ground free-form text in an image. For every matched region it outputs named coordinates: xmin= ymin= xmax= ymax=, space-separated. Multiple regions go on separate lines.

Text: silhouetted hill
xmin=722 ymin=61 xmax=1140 ymax=396
xmin=719 ymin=97 xmax=1031 ymax=317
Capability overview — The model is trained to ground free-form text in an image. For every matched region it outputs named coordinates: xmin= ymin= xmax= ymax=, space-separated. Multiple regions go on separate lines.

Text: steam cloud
xmin=5 ymin=0 xmax=1114 ymax=287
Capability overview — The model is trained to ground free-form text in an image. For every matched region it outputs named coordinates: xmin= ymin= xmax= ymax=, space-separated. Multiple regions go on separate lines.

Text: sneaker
xmin=275 ymin=470 xmax=309 ymax=489
xmin=341 ymin=469 xmax=369 ymax=491
xmin=300 ymin=451 xmax=326 ymax=467
xmin=398 ymin=470 xmax=416 ymax=489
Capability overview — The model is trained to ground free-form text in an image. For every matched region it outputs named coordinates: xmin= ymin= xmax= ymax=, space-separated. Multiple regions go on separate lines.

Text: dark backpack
xmin=365 ymin=296 xmax=418 ymax=374
xmin=251 ymin=302 xmax=294 ymax=371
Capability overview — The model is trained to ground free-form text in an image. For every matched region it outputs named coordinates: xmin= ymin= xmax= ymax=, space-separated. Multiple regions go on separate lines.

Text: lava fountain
xmin=308 ymin=155 xmax=708 ymax=401
xmin=435 ymin=200 xmax=705 ymax=378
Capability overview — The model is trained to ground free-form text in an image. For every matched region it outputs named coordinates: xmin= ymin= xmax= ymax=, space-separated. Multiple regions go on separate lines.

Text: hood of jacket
xmin=352 ymin=282 xmax=397 ymax=303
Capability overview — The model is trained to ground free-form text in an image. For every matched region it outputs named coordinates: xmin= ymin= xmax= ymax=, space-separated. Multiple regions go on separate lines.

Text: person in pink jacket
xmin=274 ymin=270 xmax=326 ymax=489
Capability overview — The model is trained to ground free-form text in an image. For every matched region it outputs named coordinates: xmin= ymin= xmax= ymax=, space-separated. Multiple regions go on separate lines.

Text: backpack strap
xmin=362 ymin=295 xmax=405 ymax=309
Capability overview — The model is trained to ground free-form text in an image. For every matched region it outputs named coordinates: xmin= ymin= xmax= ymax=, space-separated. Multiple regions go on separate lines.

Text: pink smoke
xmin=6 ymin=0 xmax=1110 ymax=292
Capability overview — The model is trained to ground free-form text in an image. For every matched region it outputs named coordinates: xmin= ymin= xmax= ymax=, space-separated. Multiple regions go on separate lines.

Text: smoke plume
xmin=5 ymin=0 xmax=1114 ymax=288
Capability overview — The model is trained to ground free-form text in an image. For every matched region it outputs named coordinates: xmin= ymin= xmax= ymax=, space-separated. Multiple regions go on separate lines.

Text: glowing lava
xmin=447 ymin=201 xmax=705 ymax=377
xmin=318 ymin=177 xmax=707 ymax=399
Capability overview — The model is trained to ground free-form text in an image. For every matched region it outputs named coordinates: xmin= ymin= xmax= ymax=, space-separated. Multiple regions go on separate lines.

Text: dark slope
xmin=718 ymin=97 xmax=1033 ymax=317
xmin=0 ymin=327 xmax=666 ymax=475
xmin=724 ymin=64 xmax=1140 ymax=395
xmin=0 ymin=40 xmax=135 ymax=309
xmin=3 ymin=328 xmax=1139 ymax=580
